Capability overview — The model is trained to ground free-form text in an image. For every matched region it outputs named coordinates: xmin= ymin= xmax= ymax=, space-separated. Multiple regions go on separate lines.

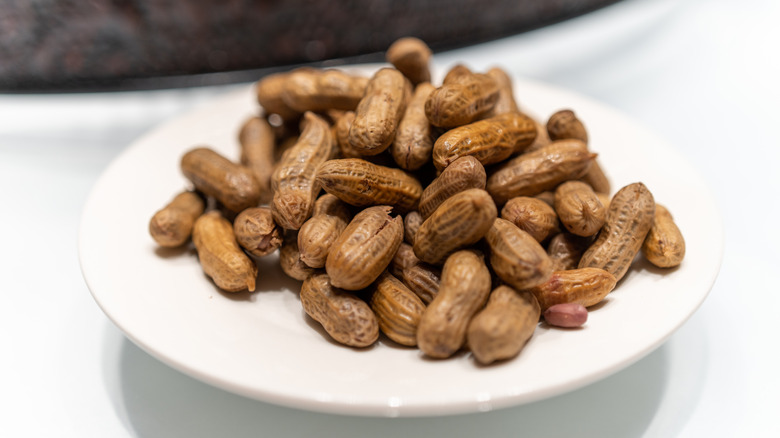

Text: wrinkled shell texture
xmin=424 ymin=73 xmax=499 ymax=128
xmin=297 ymin=195 xmax=352 ymax=268
xmin=233 ymin=207 xmax=283 ymax=257
xmin=417 ymin=250 xmax=492 ymax=358
xmin=467 ymin=286 xmax=541 ymax=364
xmin=554 ymin=181 xmax=606 ymax=237
xmin=192 ymin=211 xmax=257 ymax=292
xmin=500 ymin=196 xmax=560 ymax=243
xmin=271 ymin=112 xmax=335 ymax=230
xmin=300 ymin=273 xmax=379 ymax=348
xmin=370 ymin=272 xmax=426 ymax=346
xmin=432 ymin=112 xmax=537 ymax=170
xmin=326 ymin=205 xmax=404 ymax=290
xmin=316 ymin=158 xmax=422 ymax=212
xmin=392 ymin=82 xmax=436 ymax=170
xmin=486 ymin=218 xmax=553 ymax=290
xmin=149 ymin=191 xmax=205 ymax=247
xmin=413 ymin=189 xmax=497 ymax=265
xmin=348 ymin=68 xmax=410 ymax=155
xmin=238 ymin=116 xmax=275 ymax=204
xmin=642 ymin=204 xmax=686 ymax=268
xmin=181 ymin=147 xmax=261 ymax=213
xmin=528 ymin=268 xmax=616 ymax=311
xmin=419 ymin=155 xmax=486 ymax=219
xmin=578 ymin=182 xmax=655 ymax=282
xmin=281 ymin=68 xmax=368 ymax=112
xmin=486 ymin=139 xmax=595 ymax=205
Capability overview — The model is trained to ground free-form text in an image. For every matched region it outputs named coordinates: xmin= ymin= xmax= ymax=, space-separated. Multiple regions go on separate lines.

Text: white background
xmin=1 ymin=0 xmax=778 ymax=436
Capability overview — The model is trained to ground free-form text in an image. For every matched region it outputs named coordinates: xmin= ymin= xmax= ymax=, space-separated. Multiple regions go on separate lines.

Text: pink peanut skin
xmin=543 ymin=303 xmax=588 ymax=328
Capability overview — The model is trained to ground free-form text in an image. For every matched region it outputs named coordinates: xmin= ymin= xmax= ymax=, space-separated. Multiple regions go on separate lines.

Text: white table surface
xmin=1 ymin=0 xmax=778 ymax=436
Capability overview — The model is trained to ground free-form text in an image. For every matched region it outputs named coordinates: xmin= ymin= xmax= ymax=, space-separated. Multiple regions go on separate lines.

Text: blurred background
xmin=2 ymin=0 xmax=779 ymax=437
xmin=1 ymin=0 xmax=619 ymax=91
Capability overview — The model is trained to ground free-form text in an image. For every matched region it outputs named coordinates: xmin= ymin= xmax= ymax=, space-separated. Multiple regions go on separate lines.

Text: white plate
xmin=79 ymin=68 xmax=722 ymax=417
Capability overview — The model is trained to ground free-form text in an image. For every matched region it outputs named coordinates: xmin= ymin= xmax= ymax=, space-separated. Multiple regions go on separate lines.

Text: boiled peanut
xmin=370 ymin=272 xmax=426 ymax=346
xmin=527 ymin=268 xmax=616 ymax=311
xmin=386 ymin=37 xmax=432 ymax=85
xmin=403 ymin=211 xmax=423 ymax=245
xmin=391 ymin=82 xmax=436 ymax=170
xmin=546 ymin=232 xmax=592 ymax=271
xmin=642 ymin=204 xmax=685 ymax=268
xmin=297 ymin=194 xmax=352 ymax=268
xmin=485 ymin=67 xmax=520 ymax=116
xmin=579 ymin=182 xmax=655 ymax=282
xmin=432 ymin=112 xmax=537 ymax=171
xmin=401 ymin=262 xmax=441 ymax=305
xmin=390 ymin=242 xmax=420 ymax=279
xmin=279 ymin=231 xmax=315 ymax=281
xmin=280 ymin=68 xmax=368 ymax=112
xmin=467 ymin=286 xmax=540 ymax=364
xmin=554 ymin=180 xmax=607 ymax=237
xmin=424 ymin=71 xmax=499 ymax=128
xmin=315 ymin=158 xmax=423 ymax=212
xmin=149 ymin=190 xmax=205 ymax=247
xmin=442 ymin=64 xmax=473 ymax=84
xmin=192 ymin=211 xmax=257 ymax=292
xmin=271 ymin=111 xmax=336 ymax=230
xmin=300 ymin=273 xmax=379 ymax=348
xmin=332 ymin=111 xmax=362 ymax=158
xmin=326 ymin=205 xmax=404 ymax=290
xmin=500 ymin=196 xmax=559 ymax=243
xmin=547 ymin=109 xmax=588 ymax=144
xmin=413 ymin=189 xmax=497 ymax=265
xmin=233 ymin=207 xmax=283 ymax=257
xmin=417 ymin=250 xmax=492 ymax=358
xmin=238 ymin=116 xmax=275 ymax=204
xmin=486 ymin=139 xmax=596 ymax=205
xmin=544 ymin=303 xmax=588 ymax=328
xmin=486 ymin=217 xmax=553 ymax=290
xmin=181 ymin=147 xmax=262 ymax=213
xmin=255 ymin=72 xmax=299 ymax=120
xmin=418 ymin=156 xmax=486 ymax=219
xmin=348 ymin=68 xmax=411 ymax=155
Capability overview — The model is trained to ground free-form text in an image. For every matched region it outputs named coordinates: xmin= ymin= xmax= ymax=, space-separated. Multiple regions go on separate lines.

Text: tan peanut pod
xmin=390 ymin=242 xmax=420 ymax=278
xmin=391 ymin=82 xmax=436 ymax=170
xmin=300 ymin=273 xmax=379 ymax=348
xmin=332 ymin=111 xmax=363 ymax=158
xmin=486 ymin=218 xmax=553 ymax=290
xmin=524 ymin=117 xmax=552 ymax=153
xmin=442 ymin=64 xmax=473 ymax=85
xmin=546 ymin=232 xmax=592 ymax=271
xmin=385 ymin=37 xmax=432 ymax=85
xmin=413 ymin=189 xmax=497 ymax=265
xmin=432 ymin=112 xmax=537 ymax=171
xmin=326 ymin=206 xmax=404 ymax=290
xmin=554 ymin=180 xmax=607 ymax=237
xmin=181 ymin=147 xmax=262 ymax=213
xmin=467 ymin=286 xmax=540 ymax=364
xmin=485 ymin=67 xmax=520 ymax=116
xmin=579 ymin=182 xmax=656 ymax=282
xmin=418 ymin=156 xmax=486 ymax=219
xmin=149 ymin=190 xmax=205 ymax=247
xmin=501 ymin=196 xmax=560 ymax=243
xmin=369 ymin=272 xmax=426 ymax=346
xmin=233 ymin=207 xmax=283 ymax=257
xmin=595 ymin=191 xmax=611 ymax=210
xmin=315 ymin=158 xmax=423 ymax=213
xmin=271 ymin=111 xmax=335 ymax=230
xmin=279 ymin=231 xmax=315 ymax=281
xmin=546 ymin=109 xmax=588 ymax=144
xmin=580 ymin=159 xmax=611 ymax=195
xmin=404 ymin=211 xmax=423 ymax=245
xmin=642 ymin=204 xmax=686 ymax=268
xmin=424 ymin=72 xmax=499 ymax=128
xmin=348 ymin=68 xmax=411 ymax=156
xmin=255 ymin=72 xmax=299 ymax=120
xmin=192 ymin=211 xmax=257 ymax=292
xmin=526 ymin=268 xmax=616 ymax=311
xmin=238 ymin=116 xmax=275 ymax=204
xmin=401 ymin=262 xmax=441 ymax=305
xmin=486 ymin=139 xmax=596 ymax=205
xmin=280 ymin=68 xmax=368 ymax=113
xmin=417 ymin=250 xmax=492 ymax=358
xmin=297 ymin=194 xmax=352 ymax=268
